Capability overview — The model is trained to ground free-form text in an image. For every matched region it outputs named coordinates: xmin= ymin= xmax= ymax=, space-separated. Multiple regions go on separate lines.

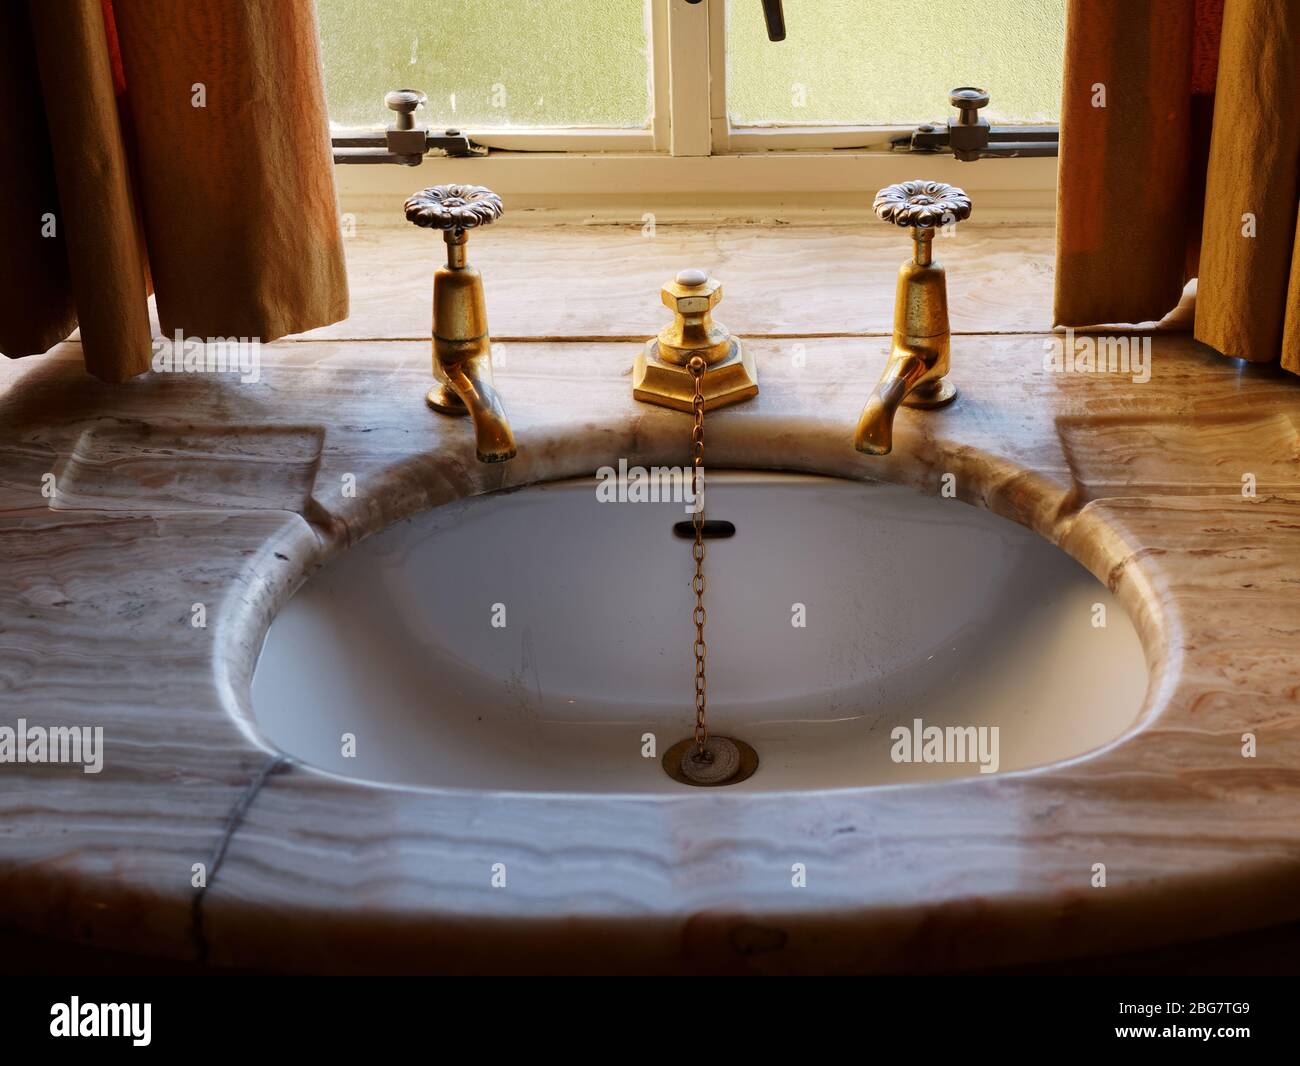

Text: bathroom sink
xmin=250 ymin=473 xmax=1148 ymax=792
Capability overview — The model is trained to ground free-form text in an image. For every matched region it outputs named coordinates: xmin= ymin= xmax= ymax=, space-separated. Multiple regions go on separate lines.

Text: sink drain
xmin=663 ymin=735 xmax=759 ymax=787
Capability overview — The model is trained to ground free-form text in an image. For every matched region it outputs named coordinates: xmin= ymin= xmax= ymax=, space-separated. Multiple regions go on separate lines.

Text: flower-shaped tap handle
xmin=404 ymin=184 xmax=503 ymax=266
xmin=873 ymin=179 xmax=971 ymax=230
xmin=873 ymin=179 xmax=971 ymax=265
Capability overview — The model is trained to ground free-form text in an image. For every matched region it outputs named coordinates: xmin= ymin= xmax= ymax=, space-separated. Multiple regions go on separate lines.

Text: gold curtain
xmin=0 ymin=0 xmax=347 ymax=382
xmin=1054 ymin=0 xmax=1300 ymax=374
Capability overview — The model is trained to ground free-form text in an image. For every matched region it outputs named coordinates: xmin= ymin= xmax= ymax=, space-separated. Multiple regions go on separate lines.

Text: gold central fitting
xmin=653 ymin=271 xmax=732 ymax=366
xmin=632 ymin=268 xmax=759 ymax=412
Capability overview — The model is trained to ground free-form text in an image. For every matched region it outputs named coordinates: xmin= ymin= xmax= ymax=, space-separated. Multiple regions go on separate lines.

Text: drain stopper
xmin=663 ymin=735 xmax=759 ymax=787
xmin=683 ymin=736 xmax=740 ymax=784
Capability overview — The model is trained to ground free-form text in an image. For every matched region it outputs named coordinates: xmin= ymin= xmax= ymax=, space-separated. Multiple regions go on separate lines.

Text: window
xmin=318 ymin=0 xmax=653 ymax=131
xmin=726 ymin=0 xmax=1066 ymax=129
xmin=321 ymin=0 xmax=1065 ymax=204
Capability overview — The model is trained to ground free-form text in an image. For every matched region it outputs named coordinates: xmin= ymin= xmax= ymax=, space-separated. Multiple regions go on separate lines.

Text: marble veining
xmin=1 ymin=222 xmax=1298 ymax=974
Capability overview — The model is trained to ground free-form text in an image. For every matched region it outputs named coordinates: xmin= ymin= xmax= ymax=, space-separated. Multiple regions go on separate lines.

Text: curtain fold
xmin=27 ymin=0 xmax=153 ymax=381
xmin=1195 ymin=0 xmax=1300 ymax=369
xmin=0 ymin=3 xmax=77 ymax=359
xmin=1055 ymin=0 xmax=1300 ymax=376
xmin=0 ymin=0 xmax=347 ymax=382
xmin=111 ymin=0 xmax=348 ymax=344
xmin=1054 ymin=0 xmax=1199 ymax=329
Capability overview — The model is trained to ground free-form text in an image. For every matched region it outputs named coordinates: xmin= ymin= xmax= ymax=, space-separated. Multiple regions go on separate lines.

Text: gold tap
xmin=854 ymin=180 xmax=971 ymax=455
xmin=404 ymin=184 xmax=517 ymax=463
xmin=632 ymin=269 xmax=758 ymax=412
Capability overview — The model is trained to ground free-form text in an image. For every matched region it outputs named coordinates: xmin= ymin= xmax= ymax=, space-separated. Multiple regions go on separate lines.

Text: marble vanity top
xmin=2 ymin=219 xmax=1299 ymax=974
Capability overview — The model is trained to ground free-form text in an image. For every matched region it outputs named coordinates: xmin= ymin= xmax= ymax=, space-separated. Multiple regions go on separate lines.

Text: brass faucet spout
xmin=854 ymin=351 xmax=926 ymax=455
xmin=438 ymin=350 xmax=517 ymax=463
xmin=425 ymin=235 xmax=517 ymax=463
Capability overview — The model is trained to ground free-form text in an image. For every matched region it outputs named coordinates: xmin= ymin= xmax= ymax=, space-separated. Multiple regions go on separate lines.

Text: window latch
xmin=760 ymin=0 xmax=786 ymax=41
xmin=893 ymin=87 xmax=1058 ymax=160
xmin=685 ymin=0 xmax=786 ymax=43
xmin=331 ymin=89 xmax=488 ymax=165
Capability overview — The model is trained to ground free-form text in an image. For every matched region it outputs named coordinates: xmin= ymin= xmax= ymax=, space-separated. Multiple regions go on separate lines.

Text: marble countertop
xmin=2 ymin=219 xmax=1299 ymax=974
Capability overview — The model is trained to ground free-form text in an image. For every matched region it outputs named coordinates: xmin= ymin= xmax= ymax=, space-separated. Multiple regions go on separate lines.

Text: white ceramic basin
xmin=250 ymin=473 xmax=1148 ymax=792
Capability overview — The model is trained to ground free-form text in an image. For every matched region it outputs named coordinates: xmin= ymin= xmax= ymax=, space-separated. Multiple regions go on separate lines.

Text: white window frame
xmin=334 ymin=0 xmax=1056 ymax=219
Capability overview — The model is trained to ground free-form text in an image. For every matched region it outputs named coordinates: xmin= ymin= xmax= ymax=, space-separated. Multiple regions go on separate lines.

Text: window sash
xmin=329 ymin=0 xmax=1057 ymax=211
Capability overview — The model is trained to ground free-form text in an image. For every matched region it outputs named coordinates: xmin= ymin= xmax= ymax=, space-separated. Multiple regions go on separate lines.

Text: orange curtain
xmin=1054 ymin=0 xmax=1300 ymax=374
xmin=0 ymin=0 xmax=347 ymax=382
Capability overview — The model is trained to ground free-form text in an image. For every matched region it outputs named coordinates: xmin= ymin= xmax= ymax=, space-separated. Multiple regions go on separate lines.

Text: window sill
xmin=334 ymin=150 xmax=1056 ymax=224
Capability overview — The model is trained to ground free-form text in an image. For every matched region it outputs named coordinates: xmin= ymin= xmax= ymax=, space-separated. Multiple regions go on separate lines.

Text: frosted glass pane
xmin=727 ymin=0 xmax=1065 ymax=126
xmin=318 ymin=0 xmax=651 ymax=129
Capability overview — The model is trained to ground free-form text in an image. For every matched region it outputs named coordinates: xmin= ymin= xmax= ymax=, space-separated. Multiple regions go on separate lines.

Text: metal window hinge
xmin=892 ymin=88 xmax=1058 ymax=160
xmin=331 ymin=89 xmax=488 ymax=165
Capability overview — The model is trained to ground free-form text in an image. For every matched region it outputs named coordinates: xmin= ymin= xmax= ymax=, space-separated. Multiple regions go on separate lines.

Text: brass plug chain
xmin=688 ymin=355 xmax=709 ymax=758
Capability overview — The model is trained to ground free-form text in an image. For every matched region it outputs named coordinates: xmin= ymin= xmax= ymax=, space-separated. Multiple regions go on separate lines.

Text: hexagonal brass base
xmin=632 ymin=338 xmax=759 ymax=412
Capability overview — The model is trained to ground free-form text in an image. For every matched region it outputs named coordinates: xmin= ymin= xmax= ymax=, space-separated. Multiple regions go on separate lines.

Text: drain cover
xmin=663 ymin=735 xmax=759 ymax=787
